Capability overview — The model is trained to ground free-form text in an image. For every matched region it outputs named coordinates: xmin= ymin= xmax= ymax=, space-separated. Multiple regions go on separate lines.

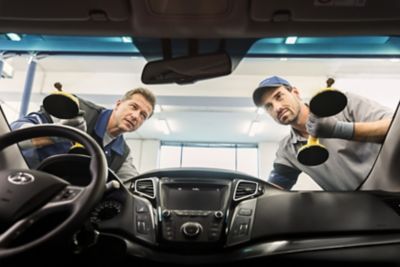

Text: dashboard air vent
xmin=234 ymin=180 xmax=258 ymax=201
xmin=135 ymin=178 xmax=155 ymax=199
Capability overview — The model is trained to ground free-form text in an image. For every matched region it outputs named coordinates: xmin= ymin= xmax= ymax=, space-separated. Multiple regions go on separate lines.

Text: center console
xmin=159 ymin=178 xmax=231 ymax=242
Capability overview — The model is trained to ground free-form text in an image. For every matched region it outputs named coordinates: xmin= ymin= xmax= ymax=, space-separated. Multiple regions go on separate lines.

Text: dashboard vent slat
xmin=135 ymin=178 xmax=155 ymax=199
xmin=234 ymin=180 xmax=258 ymax=201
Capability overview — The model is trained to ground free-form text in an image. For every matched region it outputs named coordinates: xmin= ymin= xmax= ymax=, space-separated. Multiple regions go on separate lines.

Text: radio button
xmin=238 ymin=208 xmax=252 ymax=216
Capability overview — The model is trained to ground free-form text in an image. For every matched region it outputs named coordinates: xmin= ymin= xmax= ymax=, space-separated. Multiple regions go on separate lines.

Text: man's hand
xmin=306 ymin=113 xmax=354 ymax=140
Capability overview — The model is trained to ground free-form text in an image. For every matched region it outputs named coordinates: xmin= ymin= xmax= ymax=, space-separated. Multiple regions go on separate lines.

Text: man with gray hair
xmin=11 ymin=87 xmax=156 ymax=181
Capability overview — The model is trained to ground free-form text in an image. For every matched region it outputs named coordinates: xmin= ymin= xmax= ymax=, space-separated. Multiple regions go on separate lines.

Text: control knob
xmin=181 ymin=222 xmax=202 ymax=238
xmin=162 ymin=209 xmax=171 ymax=219
xmin=214 ymin=210 xmax=224 ymax=219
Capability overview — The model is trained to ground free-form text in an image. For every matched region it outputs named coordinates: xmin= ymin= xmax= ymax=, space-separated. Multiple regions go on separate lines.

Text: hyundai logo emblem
xmin=8 ymin=172 xmax=35 ymax=185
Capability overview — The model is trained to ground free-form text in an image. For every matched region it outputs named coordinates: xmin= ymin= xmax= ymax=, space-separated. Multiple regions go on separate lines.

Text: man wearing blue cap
xmin=252 ymin=76 xmax=393 ymax=190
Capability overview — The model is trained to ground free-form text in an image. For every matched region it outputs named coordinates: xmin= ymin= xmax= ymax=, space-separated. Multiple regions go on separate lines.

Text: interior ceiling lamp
xmin=6 ymin=33 xmax=22 ymax=42
xmin=121 ymin=36 xmax=132 ymax=43
xmin=285 ymin=36 xmax=297 ymax=45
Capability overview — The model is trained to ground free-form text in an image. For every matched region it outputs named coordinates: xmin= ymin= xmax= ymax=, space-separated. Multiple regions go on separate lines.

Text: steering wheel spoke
xmin=0 ymin=125 xmax=107 ymax=258
xmin=49 ymin=185 xmax=85 ymax=209
xmin=0 ymin=185 xmax=86 ymax=249
xmin=0 ymin=215 xmax=36 ymax=247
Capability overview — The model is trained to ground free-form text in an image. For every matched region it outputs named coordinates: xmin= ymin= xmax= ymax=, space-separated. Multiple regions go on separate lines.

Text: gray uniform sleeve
xmin=116 ymin=152 xmax=139 ymax=181
xmin=273 ymin=136 xmax=296 ymax=168
xmin=345 ymin=92 xmax=394 ymax=122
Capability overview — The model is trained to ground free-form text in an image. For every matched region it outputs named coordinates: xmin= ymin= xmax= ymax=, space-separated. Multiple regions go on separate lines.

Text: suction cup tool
xmin=43 ymin=93 xmax=79 ymax=119
xmin=309 ymin=89 xmax=347 ymax=117
xmin=297 ymin=137 xmax=329 ymax=166
xmin=297 ymin=78 xmax=346 ymax=166
xmin=43 ymin=82 xmax=79 ymax=119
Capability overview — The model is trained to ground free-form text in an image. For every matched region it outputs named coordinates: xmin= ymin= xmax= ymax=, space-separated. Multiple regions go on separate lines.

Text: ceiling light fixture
xmin=256 ymin=107 xmax=264 ymax=115
xmin=154 ymin=104 xmax=162 ymax=113
xmin=248 ymin=120 xmax=262 ymax=137
xmin=0 ymin=60 xmax=14 ymax=78
xmin=157 ymin=119 xmax=171 ymax=135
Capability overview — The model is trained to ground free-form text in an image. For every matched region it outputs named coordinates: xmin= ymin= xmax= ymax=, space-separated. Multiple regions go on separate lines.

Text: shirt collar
xmin=110 ymin=135 xmax=125 ymax=155
xmin=289 ymin=127 xmax=308 ymax=144
xmin=94 ymin=109 xmax=125 ymax=155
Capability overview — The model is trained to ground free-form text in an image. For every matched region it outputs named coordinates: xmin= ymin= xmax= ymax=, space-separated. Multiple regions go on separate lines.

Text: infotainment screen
xmin=162 ymin=183 xmax=228 ymax=210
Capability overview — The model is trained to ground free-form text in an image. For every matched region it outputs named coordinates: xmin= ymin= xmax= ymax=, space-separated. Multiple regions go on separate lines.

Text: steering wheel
xmin=0 ymin=125 xmax=107 ymax=258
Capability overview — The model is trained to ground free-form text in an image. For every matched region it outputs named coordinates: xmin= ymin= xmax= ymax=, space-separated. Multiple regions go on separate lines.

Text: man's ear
xmin=115 ymin=99 xmax=122 ymax=108
xmin=292 ymin=87 xmax=301 ymax=98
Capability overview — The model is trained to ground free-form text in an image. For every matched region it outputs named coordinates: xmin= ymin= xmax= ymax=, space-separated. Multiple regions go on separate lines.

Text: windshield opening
xmin=0 ymin=35 xmax=398 ymax=191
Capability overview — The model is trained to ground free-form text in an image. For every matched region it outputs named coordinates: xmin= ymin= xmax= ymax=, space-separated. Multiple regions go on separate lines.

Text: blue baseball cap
xmin=252 ymin=76 xmax=291 ymax=107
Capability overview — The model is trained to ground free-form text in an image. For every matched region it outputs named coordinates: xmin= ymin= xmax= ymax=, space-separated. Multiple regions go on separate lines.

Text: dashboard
xmin=2 ymin=101 xmax=397 ymax=265
xmin=90 ymin=168 xmax=263 ymax=251
xmin=77 ymin=167 xmax=400 ymax=265
xmin=34 ymin=102 xmax=400 ymax=265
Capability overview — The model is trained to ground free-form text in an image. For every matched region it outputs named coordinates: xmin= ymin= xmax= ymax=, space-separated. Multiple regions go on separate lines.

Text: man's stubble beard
xmin=279 ymin=101 xmax=302 ymax=126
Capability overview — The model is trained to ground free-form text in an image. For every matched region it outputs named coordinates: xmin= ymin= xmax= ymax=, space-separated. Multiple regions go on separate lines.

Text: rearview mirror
xmin=141 ymin=52 xmax=232 ymax=84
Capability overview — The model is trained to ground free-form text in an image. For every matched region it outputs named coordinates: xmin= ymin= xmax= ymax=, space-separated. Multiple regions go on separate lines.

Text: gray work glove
xmin=306 ymin=113 xmax=354 ymax=140
xmin=57 ymin=112 xmax=87 ymax=132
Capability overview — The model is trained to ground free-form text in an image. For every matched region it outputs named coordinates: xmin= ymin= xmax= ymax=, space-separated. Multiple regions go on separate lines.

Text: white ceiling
xmin=2 ymin=55 xmax=400 ymax=143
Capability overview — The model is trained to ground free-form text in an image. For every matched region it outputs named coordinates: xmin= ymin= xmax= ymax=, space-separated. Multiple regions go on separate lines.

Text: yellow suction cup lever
xmin=69 ymin=142 xmax=89 ymax=155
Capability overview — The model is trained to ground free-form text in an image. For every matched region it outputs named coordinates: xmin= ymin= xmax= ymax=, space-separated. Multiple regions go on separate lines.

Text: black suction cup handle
xmin=309 ymin=90 xmax=347 ymax=117
xmin=297 ymin=144 xmax=329 ymax=166
xmin=43 ymin=93 xmax=80 ymax=119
